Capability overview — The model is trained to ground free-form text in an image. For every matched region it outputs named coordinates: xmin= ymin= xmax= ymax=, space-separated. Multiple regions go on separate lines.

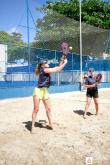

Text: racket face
xmin=96 ymin=73 xmax=102 ymax=82
xmin=61 ymin=42 xmax=69 ymax=56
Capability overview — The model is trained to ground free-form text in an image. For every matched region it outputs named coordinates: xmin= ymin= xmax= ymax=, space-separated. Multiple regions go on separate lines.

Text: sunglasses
xmin=89 ymin=70 xmax=94 ymax=72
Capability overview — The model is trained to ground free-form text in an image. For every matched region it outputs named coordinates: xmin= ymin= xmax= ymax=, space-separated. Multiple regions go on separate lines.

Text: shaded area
xmin=23 ymin=120 xmax=47 ymax=132
xmin=73 ymin=110 xmax=93 ymax=116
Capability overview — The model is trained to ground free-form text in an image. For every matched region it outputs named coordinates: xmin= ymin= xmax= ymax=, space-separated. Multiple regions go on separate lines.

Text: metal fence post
xmin=79 ymin=0 xmax=83 ymax=91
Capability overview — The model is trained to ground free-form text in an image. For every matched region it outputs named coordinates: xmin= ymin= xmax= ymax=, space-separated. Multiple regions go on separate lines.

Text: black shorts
xmin=86 ymin=90 xmax=98 ymax=98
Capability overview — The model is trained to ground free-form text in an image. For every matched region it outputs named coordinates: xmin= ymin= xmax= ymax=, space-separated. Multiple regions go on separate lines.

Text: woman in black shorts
xmin=84 ymin=68 xmax=99 ymax=118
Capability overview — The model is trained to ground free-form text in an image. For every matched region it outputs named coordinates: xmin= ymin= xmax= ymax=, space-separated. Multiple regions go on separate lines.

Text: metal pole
xmin=26 ymin=0 xmax=30 ymax=80
xmin=79 ymin=0 xmax=83 ymax=91
xmin=57 ymin=72 xmax=60 ymax=86
xmin=72 ymin=53 xmax=73 ymax=70
xmin=108 ymin=29 xmax=110 ymax=56
xmin=55 ymin=50 xmax=57 ymax=85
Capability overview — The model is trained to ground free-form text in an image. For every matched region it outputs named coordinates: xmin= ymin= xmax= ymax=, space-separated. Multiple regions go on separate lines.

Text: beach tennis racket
xmin=61 ymin=42 xmax=69 ymax=58
xmin=96 ymin=73 xmax=102 ymax=82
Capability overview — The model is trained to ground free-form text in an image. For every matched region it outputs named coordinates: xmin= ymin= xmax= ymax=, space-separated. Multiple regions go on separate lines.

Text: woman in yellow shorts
xmin=31 ymin=58 xmax=67 ymax=133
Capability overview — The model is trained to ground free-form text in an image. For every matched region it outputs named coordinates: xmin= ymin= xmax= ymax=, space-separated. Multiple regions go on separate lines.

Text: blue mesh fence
xmin=0 ymin=45 xmax=110 ymax=88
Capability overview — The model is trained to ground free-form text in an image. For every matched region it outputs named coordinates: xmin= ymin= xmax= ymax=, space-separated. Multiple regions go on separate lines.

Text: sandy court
xmin=0 ymin=88 xmax=110 ymax=165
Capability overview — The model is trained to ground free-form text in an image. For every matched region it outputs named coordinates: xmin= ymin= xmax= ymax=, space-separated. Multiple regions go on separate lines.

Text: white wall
xmin=0 ymin=44 xmax=7 ymax=80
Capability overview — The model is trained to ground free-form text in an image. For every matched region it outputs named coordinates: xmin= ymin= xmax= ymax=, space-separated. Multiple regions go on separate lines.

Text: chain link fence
xmin=0 ymin=8 xmax=110 ymax=88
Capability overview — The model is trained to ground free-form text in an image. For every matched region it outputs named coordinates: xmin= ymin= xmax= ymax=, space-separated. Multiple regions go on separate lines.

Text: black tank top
xmin=37 ymin=67 xmax=51 ymax=88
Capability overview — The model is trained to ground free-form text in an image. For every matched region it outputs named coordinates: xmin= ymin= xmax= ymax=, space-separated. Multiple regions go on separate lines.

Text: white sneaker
xmin=83 ymin=114 xmax=87 ymax=119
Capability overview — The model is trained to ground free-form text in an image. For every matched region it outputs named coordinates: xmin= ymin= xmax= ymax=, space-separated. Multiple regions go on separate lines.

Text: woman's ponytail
xmin=35 ymin=64 xmax=41 ymax=75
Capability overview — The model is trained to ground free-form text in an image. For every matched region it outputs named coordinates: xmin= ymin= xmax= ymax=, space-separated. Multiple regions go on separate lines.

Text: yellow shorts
xmin=33 ymin=87 xmax=49 ymax=100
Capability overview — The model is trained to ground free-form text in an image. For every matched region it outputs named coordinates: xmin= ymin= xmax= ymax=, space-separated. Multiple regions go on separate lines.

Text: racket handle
xmin=61 ymin=55 xmax=67 ymax=60
xmin=59 ymin=55 xmax=66 ymax=66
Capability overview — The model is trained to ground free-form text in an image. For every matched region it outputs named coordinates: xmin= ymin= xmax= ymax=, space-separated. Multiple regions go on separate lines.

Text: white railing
xmin=0 ymin=71 xmax=110 ymax=83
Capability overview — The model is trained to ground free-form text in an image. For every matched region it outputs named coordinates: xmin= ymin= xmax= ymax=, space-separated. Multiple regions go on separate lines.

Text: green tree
xmin=0 ymin=31 xmax=28 ymax=62
xmin=48 ymin=0 xmax=110 ymax=29
xmin=0 ymin=31 xmax=10 ymax=44
xmin=11 ymin=32 xmax=23 ymax=45
xmin=33 ymin=0 xmax=109 ymax=56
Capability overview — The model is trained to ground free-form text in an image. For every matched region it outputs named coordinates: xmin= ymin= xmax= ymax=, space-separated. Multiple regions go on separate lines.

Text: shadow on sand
xmin=23 ymin=120 xmax=47 ymax=132
xmin=73 ymin=110 xmax=93 ymax=116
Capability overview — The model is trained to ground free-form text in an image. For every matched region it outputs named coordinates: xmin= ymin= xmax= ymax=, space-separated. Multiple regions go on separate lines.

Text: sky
xmin=0 ymin=0 xmax=47 ymax=42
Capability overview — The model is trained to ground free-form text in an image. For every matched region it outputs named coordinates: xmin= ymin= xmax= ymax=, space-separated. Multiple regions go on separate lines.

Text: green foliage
xmin=0 ymin=31 xmax=10 ymax=44
xmin=8 ymin=46 xmax=28 ymax=63
xmin=48 ymin=0 xmax=110 ymax=29
xmin=32 ymin=0 xmax=109 ymax=56
xmin=0 ymin=31 xmax=27 ymax=47
xmin=0 ymin=31 xmax=27 ymax=62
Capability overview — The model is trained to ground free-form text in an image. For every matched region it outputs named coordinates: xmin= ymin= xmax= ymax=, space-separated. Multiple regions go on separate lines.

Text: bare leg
xmin=93 ymin=98 xmax=99 ymax=115
xmin=84 ymin=97 xmax=92 ymax=118
xmin=42 ymin=98 xmax=53 ymax=129
xmin=31 ymin=96 xmax=40 ymax=133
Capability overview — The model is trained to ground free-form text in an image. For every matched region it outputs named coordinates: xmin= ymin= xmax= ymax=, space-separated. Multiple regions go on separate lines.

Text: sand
xmin=0 ymin=89 xmax=110 ymax=165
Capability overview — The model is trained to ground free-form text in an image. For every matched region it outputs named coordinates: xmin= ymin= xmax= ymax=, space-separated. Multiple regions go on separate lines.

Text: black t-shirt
xmin=85 ymin=75 xmax=98 ymax=92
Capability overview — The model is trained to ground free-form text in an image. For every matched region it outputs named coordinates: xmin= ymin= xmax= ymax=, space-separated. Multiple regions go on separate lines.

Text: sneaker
xmin=46 ymin=125 xmax=53 ymax=130
xmin=83 ymin=114 xmax=87 ymax=119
